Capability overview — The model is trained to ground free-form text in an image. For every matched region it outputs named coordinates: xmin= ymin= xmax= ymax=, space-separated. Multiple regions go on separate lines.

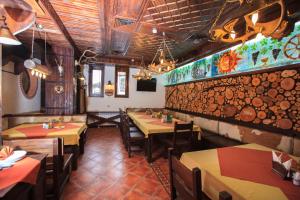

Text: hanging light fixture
xmin=27 ymin=23 xmax=51 ymax=79
xmin=104 ymin=81 xmax=114 ymax=96
xmin=230 ymin=31 xmax=236 ymax=40
xmin=0 ymin=16 xmax=21 ymax=45
xmin=209 ymin=0 xmax=291 ymax=43
xmin=24 ymin=22 xmax=37 ymax=69
xmin=147 ymin=32 xmax=176 ymax=74
xmin=132 ymin=57 xmax=152 ymax=80
xmin=251 ymin=12 xmax=259 ymax=26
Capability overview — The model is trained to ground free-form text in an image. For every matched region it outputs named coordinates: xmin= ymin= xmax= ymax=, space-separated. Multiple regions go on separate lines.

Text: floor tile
xmin=61 ymin=127 xmax=170 ymax=200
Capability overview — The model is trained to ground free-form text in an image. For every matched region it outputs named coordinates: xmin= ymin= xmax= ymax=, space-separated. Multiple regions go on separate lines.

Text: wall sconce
xmin=0 ymin=16 xmax=21 ymax=45
xmin=104 ymin=81 xmax=114 ymax=96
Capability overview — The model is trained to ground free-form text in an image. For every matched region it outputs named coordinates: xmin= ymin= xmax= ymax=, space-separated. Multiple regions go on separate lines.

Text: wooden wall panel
xmin=43 ymin=46 xmax=75 ymax=114
xmin=165 ymin=65 xmax=300 ymax=135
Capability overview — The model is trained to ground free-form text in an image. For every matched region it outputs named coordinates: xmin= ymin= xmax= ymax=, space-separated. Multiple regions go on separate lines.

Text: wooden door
xmin=43 ymin=46 xmax=75 ymax=115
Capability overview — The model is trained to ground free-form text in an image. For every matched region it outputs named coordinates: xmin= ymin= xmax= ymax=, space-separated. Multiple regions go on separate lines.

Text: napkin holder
xmin=166 ymin=114 xmax=173 ymax=123
xmin=272 ymin=161 xmax=288 ymax=179
xmin=145 ymin=109 xmax=152 ymax=115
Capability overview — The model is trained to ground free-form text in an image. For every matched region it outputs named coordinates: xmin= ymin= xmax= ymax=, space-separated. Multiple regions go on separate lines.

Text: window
xmin=115 ymin=66 xmax=129 ymax=98
xmin=89 ymin=65 xmax=104 ymax=97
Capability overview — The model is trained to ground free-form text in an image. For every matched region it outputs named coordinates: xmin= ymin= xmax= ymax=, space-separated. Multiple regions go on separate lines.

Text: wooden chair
xmin=123 ymin=115 xmax=145 ymax=157
xmin=4 ymin=138 xmax=73 ymax=200
xmin=168 ymin=148 xmax=204 ymax=200
xmin=119 ymin=108 xmax=126 ymax=145
xmin=119 ymin=109 xmax=140 ymax=148
xmin=161 ymin=121 xmax=195 ymax=157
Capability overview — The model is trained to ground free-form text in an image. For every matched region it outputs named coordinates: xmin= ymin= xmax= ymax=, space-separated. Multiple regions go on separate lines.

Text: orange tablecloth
xmin=1 ymin=123 xmax=87 ymax=145
xmin=217 ymin=147 xmax=300 ymax=200
xmin=0 ymin=157 xmax=40 ymax=190
xmin=15 ymin=123 xmax=81 ymax=138
xmin=128 ymin=112 xmax=201 ymax=138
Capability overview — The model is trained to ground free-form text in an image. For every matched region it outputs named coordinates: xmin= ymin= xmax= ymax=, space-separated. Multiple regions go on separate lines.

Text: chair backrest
xmin=169 ymin=148 xmax=202 ymax=200
xmin=173 ymin=121 xmax=194 ymax=147
xmin=119 ymin=108 xmax=124 ymax=129
xmin=122 ymin=114 xmax=131 ymax=137
xmin=3 ymin=138 xmax=63 ymax=157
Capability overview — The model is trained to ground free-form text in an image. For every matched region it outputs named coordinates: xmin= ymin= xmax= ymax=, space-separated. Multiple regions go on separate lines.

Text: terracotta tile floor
xmin=62 ymin=127 xmax=170 ymax=200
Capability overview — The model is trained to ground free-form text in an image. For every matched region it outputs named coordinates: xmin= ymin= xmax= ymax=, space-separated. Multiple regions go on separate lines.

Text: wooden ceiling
xmin=14 ymin=0 xmax=300 ymax=65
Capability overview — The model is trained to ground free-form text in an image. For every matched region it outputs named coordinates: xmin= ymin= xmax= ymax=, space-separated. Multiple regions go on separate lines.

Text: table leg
xmin=79 ymin=129 xmax=87 ymax=154
xmin=147 ymin=135 xmax=153 ymax=163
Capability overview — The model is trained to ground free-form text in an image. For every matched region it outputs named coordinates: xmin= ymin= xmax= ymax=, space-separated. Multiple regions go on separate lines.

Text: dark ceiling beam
xmin=92 ymin=56 xmax=144 ymax=67
xmin=98 ymin=0 xmax=112 ymax=55
xmin=39 ymin=0 xmax=81 ymax=58
xmin=122 ymin=0 xmax=150 ymax=56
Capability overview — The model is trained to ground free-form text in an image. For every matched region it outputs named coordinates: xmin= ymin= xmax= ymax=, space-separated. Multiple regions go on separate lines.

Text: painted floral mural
xmin=164 ymin=23 xmax=300 ymax=86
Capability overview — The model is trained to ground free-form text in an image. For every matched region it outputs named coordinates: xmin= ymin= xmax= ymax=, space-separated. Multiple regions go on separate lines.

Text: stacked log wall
xmin=165 ymin=66 xmax=300 ymax=135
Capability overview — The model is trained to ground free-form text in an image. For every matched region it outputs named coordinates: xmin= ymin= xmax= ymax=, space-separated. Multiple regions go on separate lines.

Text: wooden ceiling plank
xmin=122 ymin=0 xmax=150 ymax=56
xmin=144 ymin=2 xmax=222 ymax=18
xmin=175 ymin=0 xmax=184 ymax=25
xmin=40 ymin=0 xmax=81 ymax=58
xmin=163 ymin=0 xmax=176 ymax=28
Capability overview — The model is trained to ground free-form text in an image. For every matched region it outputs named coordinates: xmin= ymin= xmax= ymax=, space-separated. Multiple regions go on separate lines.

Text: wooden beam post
xmin=39 ymin=0 xmax=81 ymax=58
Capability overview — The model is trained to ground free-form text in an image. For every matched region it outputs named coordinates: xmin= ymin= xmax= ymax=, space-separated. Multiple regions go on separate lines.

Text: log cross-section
xmin=40 ymin=0 xmax=81 ymax=58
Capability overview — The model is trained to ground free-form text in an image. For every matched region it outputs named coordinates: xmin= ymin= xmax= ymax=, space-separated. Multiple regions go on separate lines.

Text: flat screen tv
xmin=137 ymin=78 xmax=157 ymax=92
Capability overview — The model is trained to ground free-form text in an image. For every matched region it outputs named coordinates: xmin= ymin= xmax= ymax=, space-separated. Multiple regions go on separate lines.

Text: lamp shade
xmin=0 ymin=25 xmax=21 ymax=45
xmin=104 ymin=81 xmax=114 ymax=96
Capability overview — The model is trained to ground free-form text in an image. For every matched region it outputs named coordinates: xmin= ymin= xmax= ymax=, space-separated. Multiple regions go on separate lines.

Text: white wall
xmin=86 ymin=66 xmax=165 ymax=111
xmin=2 ymin=61 xmax=41 ymax=115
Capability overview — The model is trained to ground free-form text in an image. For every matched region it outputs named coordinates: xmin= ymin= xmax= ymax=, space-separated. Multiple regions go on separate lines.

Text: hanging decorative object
xmin=0 ymin=16 xmax=21 ymax=45
xmin=104 ymin=81 xmax=114 ymax=96
xmin=24 ymin=23 xmax=51 ymax=79
xmin=55 ymin=57 xmax=64 ymax=77
xmin=209 ymin=0 xmax=294 ymax=43
xmin=54 ymin=85 xmax=64 ymax=94
xmin=132 ymin=57 xmax=152 ymax=80
xmin=147 ymin=32 xmax=176 ymax=74
xmin=24 ymin=21 xmax=37 ymax=69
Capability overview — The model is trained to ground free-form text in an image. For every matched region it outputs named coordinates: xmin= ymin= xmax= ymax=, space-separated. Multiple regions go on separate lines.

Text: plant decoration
xmin=164 ymin=23 xmax=300 ymax=86
xmin=166 ymin=65 xmax=190 ymax=84
xmin=191 ymin=59 xmax=207 ymax=79
xmin=216 ymin=50 xmax=241 ymax=74
xmin=270 ymin=38 xmax=282 ymax=61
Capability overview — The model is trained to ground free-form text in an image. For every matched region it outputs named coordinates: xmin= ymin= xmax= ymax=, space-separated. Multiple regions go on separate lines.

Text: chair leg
xmin=128 ymin=142 xmax=131 ymax=158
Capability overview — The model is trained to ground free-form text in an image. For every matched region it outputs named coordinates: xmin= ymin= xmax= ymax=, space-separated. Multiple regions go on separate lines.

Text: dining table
xmin=0 ymin=154 xmax=46 ymax=200
xmin=127 ymin=112 xmax=201 ymax=163
xmin=180 ymin=143 xmax=300 ymax=200
xmin=1 ymin=122 xmax=87 ymax=170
